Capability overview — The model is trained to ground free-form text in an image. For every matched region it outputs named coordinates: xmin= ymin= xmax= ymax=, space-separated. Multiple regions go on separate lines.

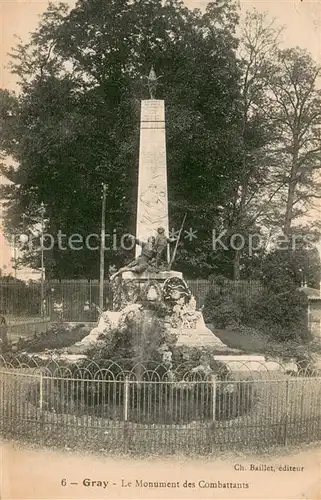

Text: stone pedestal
xmin=122 ymin=270 xmax=182 ymax=283
xmin=113 ymin=270 xmax=183 ymax=309
xmin=173 ymin=326 xmax=226 ymax=348
xmin=113 ymin=271 xmax=226 ymax=347
xmin=173 ymin=327 xmax=227 ymax=347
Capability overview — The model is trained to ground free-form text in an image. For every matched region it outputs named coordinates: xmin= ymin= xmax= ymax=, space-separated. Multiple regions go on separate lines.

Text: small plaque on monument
xmin=141 ymin=100 xmax=165 ymax=123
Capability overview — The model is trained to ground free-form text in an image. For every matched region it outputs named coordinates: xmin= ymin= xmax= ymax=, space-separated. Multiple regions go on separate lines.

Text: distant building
xmin=299 ymin=286 xmax=321 ymax=340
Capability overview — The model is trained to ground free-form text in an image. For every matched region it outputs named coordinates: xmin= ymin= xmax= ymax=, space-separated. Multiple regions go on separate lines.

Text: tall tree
xmin=228 ymin=13 xmax=321 ymax=279
xmin=228 ymin=10 xmax=282 ymax=279
xmin=266 ymin=47 xmax=321 ymax=236
xmin=0 ymin=0 xmax=243 ymax=279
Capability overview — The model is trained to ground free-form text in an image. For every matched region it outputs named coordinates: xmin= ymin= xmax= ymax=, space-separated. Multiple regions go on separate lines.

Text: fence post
xmin=124 ymin=377 xmax=129 ymax=422
xmin=39 ymin=372 xmax=44 ymax=445
xmin=283 ymin=379 xmax=290 ymax=446
xmin=123 ymin=377 xmax=129 ymax=453
xmin=212 ymin=375 xmax=217 ymax=422
xmin=39 ymin=372 xmax=43 ymax=412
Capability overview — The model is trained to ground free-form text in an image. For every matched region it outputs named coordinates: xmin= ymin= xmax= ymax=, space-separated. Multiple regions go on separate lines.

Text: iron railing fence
xmin=0 ymin=357 xmax=320 ymax=455
xmin=0 ymin=279 xmax=263 ymax=322
xmin=0 ymin=282 xmax=42 ymax=316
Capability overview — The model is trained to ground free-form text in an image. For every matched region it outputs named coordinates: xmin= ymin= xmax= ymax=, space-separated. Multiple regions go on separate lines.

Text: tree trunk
xmin=233 ymin=250 xmax=241 ymax=281
xmin=232 ymin=164 xmax=251 ymax=281
xmin=284 ymin=139 xmax=299 ymax=237
xmin=283 ymin=178 xmax=296 ymax=236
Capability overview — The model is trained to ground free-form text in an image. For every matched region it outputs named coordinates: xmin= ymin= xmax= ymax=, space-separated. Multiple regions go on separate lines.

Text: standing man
xmin=154 ymin=227 xmax=175 ymax=269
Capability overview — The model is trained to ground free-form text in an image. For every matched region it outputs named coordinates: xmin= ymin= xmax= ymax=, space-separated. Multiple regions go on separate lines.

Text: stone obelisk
xmin=135 ymin=68 xmax=169 ymax=257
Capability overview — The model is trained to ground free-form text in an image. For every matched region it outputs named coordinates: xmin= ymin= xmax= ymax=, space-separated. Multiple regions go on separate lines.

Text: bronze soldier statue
xmin=154 ymin=227 xmax=175 ymax=269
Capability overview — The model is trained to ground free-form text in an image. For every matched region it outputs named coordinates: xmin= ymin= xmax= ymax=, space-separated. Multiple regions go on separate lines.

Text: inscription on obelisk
xmin=135 ymin=99 xmax=169 ymax=257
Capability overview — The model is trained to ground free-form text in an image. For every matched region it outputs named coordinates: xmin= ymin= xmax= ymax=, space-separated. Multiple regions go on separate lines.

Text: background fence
xmin=0 ymin=356 xmax=320 ymax=455
xmin=0 ymin=279 xmax=263 ymax=322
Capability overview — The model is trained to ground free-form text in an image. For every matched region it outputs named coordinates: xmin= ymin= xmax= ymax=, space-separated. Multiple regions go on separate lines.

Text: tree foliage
xmin=266 ymin=47 xmax=321 ymax=235
xmin=220 ymin=11 xmax=321 ymax=281
xmin=0 ymin=0 xmax=243 ymax=278
xmin=0 ymin=1 xmax=320 ymax=284
xmin=228 ymin=10 xmax=283 ymax=279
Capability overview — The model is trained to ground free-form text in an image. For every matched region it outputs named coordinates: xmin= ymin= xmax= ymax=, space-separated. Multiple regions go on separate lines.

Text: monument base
xmin=113 ymin=270 xmax=184 ymax=310
xmin=78 ymin=270 xmax=228 ymax=350
xmin=172 ymin=328 xmax=230 ymax=348
xmin=167 ymin=311 xmax=227 ymax=348
xmin=122 ymin=270 xmax=182 ymax=281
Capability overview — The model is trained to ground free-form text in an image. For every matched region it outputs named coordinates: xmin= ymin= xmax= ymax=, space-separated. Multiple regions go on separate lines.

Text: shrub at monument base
xmin=203 ymin=290 xmax=245 ymax=330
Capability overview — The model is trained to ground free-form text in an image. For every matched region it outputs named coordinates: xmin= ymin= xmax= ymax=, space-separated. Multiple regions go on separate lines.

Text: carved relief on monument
xmin=122 ymin=279 xmax=141 ymax=304
xmin=111 ymin=278 xmax=122 ymax=311
xmin=112 ymin=278 xmax=141 ymax=310
xmin=163 ymin=277 xmax=192 ymax=304
xmin=162 ymin=277 xmax=200 ymax=329
xmin=141 ymin=280 xmax=162 ymax=303
xmin=138 ymin=183 xmax=167 ymax=232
